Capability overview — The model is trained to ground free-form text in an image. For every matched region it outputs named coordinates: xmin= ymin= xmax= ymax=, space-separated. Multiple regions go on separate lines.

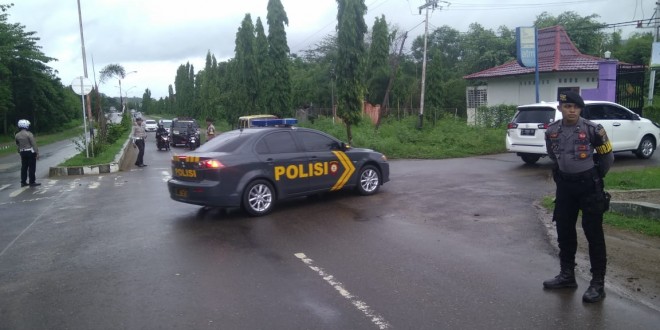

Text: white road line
xmin=9 ymin=187 xmax=28 ymax=197
xmin=294 ymin=253 xmax=390 ymax=330
xmin=88 ymin=182 xmax=100 ymax=189
xmin=0 ymin=184 xmax=10 ymax=191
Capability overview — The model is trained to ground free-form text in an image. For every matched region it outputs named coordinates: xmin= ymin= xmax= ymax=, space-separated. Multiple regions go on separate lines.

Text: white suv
xmin=506 ymin=101 xmax=660 ymax=164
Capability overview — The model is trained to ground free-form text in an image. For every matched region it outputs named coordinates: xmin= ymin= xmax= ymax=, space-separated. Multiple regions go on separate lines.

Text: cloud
xmin=6 ymin=0 xmax=653 ymax=99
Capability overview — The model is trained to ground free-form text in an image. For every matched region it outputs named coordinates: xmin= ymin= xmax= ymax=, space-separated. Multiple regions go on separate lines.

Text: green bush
xmin=642 ymin=105 xmax=660 ymax=123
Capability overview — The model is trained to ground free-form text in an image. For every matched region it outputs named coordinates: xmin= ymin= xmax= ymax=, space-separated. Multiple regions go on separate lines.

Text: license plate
xmin=521 ymin=129 xmax=535 ymax=136
xmin=176 ymin=188 xmax=188 ymax=198
xmin=175 ymin=168 xmax=197 ymax=178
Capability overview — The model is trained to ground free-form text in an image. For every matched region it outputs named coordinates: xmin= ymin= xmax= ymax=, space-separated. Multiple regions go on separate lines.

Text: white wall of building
xmin=466 ymin=71 xmax=600 ymax=125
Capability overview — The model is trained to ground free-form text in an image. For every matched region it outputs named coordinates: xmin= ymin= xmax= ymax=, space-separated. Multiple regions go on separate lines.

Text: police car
xmin=506 ymin=101 xmax=660 ymax=164
xmin=167 ymin=118 xmax=390 ymax=216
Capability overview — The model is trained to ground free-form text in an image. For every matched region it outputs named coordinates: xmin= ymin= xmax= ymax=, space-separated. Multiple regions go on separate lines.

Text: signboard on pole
xmin=516 ymin=27 xmax=537 ymax=68
xmin=71 ymin=77 xmax=93 ymax=95
xmin=650 ymin=42 xmax=660 ymax=68
xmin=71 ymin=77 xmax=93 ymax=157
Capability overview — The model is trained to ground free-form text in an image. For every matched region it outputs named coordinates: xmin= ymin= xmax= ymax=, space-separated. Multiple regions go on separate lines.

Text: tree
xmin=99 ymin=64 xmax=128 ymax=112
xmin=335 ymin=0 xmax=367 ymax=144
xmin=0 ymin=5 xmax=77 ymax=134
xmin=173 ymin=63 xmax=195 ymax=117
xmin=615 ymin=32 xmax=652 ymax=66
xmin=234 ymin=14 xmax=258 ymax=114
xmin=366 ymin=15 xmax=390 ymax=105
xmin=254 ymin=17 xmax=270 ymax=112
xmin=266 ymin=0 xmax=292 ymax=117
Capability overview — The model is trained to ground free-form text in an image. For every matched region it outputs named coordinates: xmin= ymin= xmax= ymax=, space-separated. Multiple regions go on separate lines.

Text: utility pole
xmin=649 ymin=1 xmax=660 ymax=105
xmin=417 ymin=0 xmax=449 ymax=129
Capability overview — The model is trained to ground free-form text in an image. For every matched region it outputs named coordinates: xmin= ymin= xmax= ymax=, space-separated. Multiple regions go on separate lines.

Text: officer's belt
xmin=557 ymin=168 xmax=596 ymax=182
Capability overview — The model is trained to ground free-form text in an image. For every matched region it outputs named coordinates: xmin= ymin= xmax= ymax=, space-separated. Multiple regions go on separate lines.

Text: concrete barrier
xmin=49 ymin=135 xmax=133 ymax=177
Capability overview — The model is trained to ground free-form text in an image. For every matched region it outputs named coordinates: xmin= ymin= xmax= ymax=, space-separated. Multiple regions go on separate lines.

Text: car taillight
xmin=507 ymin=123 xmax=518 ymax=129
xmin=201 ymin=159 xmax=224 ymax=169
xmin=538 ymin=123 xmax=549 ymax=129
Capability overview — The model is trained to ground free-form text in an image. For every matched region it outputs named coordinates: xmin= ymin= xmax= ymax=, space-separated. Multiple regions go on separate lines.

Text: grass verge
xmin=541 ymin=195 xmax=660 ymax=237
xmin=60 ymin=136 xmax=128 ymax=166
xmin=0 ymin=122 xmax=83 ymax=158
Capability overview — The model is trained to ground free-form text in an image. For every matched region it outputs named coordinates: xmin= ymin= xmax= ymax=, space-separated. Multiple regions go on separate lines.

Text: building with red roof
xmin=462 ymin=25 xmax=633 ymax=124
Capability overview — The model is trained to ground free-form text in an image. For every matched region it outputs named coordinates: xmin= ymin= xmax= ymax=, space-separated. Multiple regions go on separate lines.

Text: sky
xmin=5 ymin=0 xmax=655 ymax=99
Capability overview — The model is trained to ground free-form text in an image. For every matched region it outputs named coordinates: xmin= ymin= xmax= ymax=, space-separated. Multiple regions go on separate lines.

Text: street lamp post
xmin=119 ymin=70 xmax=137 ymax=114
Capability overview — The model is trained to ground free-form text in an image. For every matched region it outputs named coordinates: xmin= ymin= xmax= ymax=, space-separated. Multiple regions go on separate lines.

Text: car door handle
xmin=613 ymin=122 xmax=621 ymax=127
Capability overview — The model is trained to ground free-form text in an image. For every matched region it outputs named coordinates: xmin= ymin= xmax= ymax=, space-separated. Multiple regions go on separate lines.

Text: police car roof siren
xmin=251 ymin=118 xmax=298 ymax=127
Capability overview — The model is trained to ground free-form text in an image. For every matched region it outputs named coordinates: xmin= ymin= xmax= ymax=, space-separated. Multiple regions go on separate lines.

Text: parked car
xmin=506 ymin=100 xmax=660 ymax=164
xmin=168 ymin=118 xmax=389 ymax=216
xmin=170 ymin=118 xmax=200 ymax=147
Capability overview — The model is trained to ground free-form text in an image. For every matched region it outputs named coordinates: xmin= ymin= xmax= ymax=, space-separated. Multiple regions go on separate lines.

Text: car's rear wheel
xmin=635 ymin=136 xmax=656 ymax=159
xmin=242 ymin=179 xmax=275 ymax=216
xmin=520 ymin=153 xmax=541 ymax=164
xmin=356 ymin=165 xmax=380 ymax=196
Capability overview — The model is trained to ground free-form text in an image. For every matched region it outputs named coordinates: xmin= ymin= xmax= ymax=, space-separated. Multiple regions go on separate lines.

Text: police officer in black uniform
xmin=543 ymin=91 xmax=614 ymax=303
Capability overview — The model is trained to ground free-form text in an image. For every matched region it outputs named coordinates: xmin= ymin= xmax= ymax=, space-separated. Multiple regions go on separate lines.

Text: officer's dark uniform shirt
xmin=545 ymin=117 xmax=614 ymax=175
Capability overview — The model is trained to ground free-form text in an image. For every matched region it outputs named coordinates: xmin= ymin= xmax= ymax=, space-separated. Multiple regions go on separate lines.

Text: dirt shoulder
xmin=535 ymin=202 xmax=660 ymax=312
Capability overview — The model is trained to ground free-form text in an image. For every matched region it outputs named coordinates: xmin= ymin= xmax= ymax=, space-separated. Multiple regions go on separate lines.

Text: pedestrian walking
xmin=133 ymin=117 xmax=147 ymax=167
xmin=543 ymin=91 xmax=614 ymax=303
xmin=15 ymin=119 xmax=40 ymax=187
xmin=206 ymin=117 xmax=216 ymax=141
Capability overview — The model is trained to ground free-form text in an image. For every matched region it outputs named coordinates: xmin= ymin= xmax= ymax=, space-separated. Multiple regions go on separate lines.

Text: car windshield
xmin=512 ymin=107 xmax=556 ymax=124
xmin=161 ymin=121 xmax=172 ymax=128
xmin=145 ymin=120 xmax=156 ymax=125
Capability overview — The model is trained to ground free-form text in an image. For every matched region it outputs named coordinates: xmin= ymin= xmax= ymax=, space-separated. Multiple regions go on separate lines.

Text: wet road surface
xmin=0 ymin=138 xmax=659 ymax=329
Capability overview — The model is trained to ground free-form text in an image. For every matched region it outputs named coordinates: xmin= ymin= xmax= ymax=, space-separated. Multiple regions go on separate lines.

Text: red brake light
xmin=507 ymin=123 xmax=518 ymax=129
xmin=538 ymin=123 xmax=549 ymax=129
xmin=202 ymin=159 xmax=224 ymax=168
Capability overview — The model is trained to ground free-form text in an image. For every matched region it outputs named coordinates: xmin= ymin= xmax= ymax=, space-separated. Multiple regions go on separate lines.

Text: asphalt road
xmin=0 ymin=137 xmax=659 ymax=329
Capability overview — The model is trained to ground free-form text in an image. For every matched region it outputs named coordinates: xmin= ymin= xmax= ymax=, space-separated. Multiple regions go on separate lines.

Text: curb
xmin=610 ymin=201 xmax=660 ymax=220
xmin=48 ymin=135 xmax=133 ymax=177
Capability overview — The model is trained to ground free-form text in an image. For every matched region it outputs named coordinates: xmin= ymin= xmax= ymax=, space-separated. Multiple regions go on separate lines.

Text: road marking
xmin=0 ymin=184 xmax=10 ymax=191
xmin=88 ymin=182 xmax=100 ymax=189
xmin=9 ymin=186 xmax=28 ymax=197
xmin=294 ymin=253 xmax=390 ymax=329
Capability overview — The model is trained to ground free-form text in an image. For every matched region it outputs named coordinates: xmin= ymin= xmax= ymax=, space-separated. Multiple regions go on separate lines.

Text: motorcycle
xmin=187 ymin=134 xmax=199 ymax=150
xmin=156 ymin=133 xmax=171 ymax=151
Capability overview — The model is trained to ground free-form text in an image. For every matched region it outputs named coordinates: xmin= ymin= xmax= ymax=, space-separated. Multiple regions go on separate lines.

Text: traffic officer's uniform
xmin=15 ymin=119 xmax=40 ymax=187
xmin=206 ymin=118 xmax=216 ymax=141
xmin=543 ymin=91 xmax=614 ymax=303
xmin=133 ymin=118 xmax=147 ymax=167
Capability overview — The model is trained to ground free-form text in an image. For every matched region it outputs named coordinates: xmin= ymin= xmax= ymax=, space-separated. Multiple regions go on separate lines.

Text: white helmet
xmin=18 ymin=119 xmax=30 ymax=129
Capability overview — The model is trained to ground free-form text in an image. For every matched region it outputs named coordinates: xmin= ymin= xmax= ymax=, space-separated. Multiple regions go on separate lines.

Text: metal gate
xmin=616 ymin=64 xmax=646 ymax=115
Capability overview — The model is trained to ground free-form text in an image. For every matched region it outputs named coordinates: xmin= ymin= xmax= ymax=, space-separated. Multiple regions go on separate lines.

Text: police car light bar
xmin=251 ymin=118 xmax=298 ymax=127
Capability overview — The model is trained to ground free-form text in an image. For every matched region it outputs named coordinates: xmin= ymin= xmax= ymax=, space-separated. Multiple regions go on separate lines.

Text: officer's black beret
xmin=558 ymin=91 xmax=585 ymax=108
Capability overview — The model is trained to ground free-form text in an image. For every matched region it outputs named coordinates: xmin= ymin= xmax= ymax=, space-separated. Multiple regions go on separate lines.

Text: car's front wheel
xmin=356 ymin=165 xmax=381 ymax=196
xmin=242 ymin=179 xmax=275 ymax=216
xmin=635 ymin=136 xmax=656 ymax=159
xmin=520 ymin=153 xmax=541 ymax=164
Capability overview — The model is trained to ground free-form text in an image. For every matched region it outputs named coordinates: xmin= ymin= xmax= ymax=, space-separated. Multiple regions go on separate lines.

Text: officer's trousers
xmin=19 ymin=151 xmax=37 ymax=185
xmin=554 ymin=175 xmax=607 ymax=274
xmin=135 ymin=139 xmax=145 ymax=166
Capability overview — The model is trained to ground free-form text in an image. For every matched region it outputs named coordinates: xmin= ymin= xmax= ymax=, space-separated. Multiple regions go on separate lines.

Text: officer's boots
xmin=543 ymin=264 xmax=578 ymax=289
xmin=582 ymin=272 xmax=606 ymax=303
